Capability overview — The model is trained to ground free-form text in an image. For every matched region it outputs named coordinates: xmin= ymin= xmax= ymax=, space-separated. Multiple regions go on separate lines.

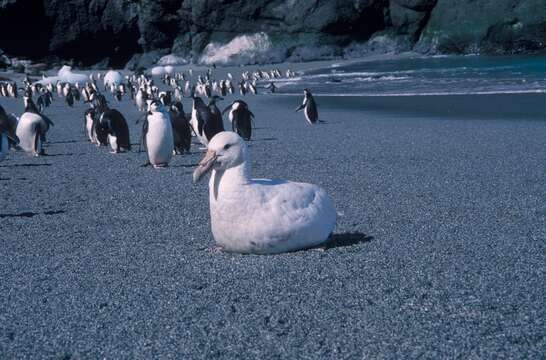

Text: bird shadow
xmin=0 ymin=210 xmax=66 ymax=219
xmin=41 ymin=153 xmax=83 ymax=157
xmin=323 ymin=232 xmax=374 ymax=250
xmin=48 ymin=140 xmax=79 ymax=144
xmin=0 ymin=163 xmax=52 ymax=168
xmin=171 ymin=163 xmax=199 ymax=168
xmin=251 ymin=137 xmax=278 ymax=142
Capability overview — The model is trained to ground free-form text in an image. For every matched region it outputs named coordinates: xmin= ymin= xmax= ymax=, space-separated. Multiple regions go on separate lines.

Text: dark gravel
xmin=1 ymin=90 xmax=545 ymax=359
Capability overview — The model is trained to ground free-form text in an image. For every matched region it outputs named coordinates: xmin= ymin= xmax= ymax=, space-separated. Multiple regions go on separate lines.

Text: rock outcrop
xmin=417 ymin=0 xmax=546 ymax=54
xmin=0 ymin=0 xmax=545 ymax=67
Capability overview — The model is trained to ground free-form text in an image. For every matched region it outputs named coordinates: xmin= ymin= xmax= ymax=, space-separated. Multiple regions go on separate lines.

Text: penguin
xmin=142 ymin=100 xmax=174 ymax=168
xmin=16 ymin=91 xmax=55 ymax=156
xmin=56 ymin=81 xmax=63 ymax=97
xmin=36 ymin=94 xmax=45 ymax=112
xmin=135 ymin=87 xmax=148 ymax=112
xmin=218 ymin=80 xmax=227 ymax=96
xmin=169 ymin=101 xmax=192 ymax=154
xmin=239 ymin=81 xmax=247 ymax=96
xmin=248 ymin=81 xmax=257 ymax=95
xmin=82 ymin=84 xmax=93 ymax=103
xmin=159 ymin=91 xmax=172 ymax=107
xmin=222 ymin=100 xmax=254 ymax=141
xmin=295 ymin=88 xmax=318 ymax=124
xmin=114 ymin=88 xmax=123 ymax=102
xmin=84 ymin=107 xmax=99 ymax=144
xmin=63 ymin=83 xmax=70 ymax=98
xmin=0 ymin=105 xmax=19 ymax=161
xmin=190 ymin=96 xmax=224 ymax=146
xmin=37 ymin=90 xmax=53 ymax=111
xmin=265 ymin=82 xmax=277 ymax=93
xmin=208 ymin=95 xmax=225 ymax=136
xmin=65 ymin=88 xmax=74 ymax=107
xmin=93 ymin=94 xmax=131 ymax=153
xmin=72 ymin=86 xmax=80 ymax=102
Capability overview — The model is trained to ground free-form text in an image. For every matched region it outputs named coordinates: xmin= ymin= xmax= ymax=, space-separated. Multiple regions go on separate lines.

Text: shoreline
xmin=0 ymin=60 xmax=544 ymax=358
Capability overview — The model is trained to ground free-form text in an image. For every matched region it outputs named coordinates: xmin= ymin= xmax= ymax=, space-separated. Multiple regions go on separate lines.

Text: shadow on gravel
xmin=49 ymin=140 xmax=80 ymax=144
xmin=0 ymin=210 xmax=66 ymax=219
xmin=171 ymin=163 xmax=199 ymax=168
xmin=325 ymin=232 xmax=374 ymax=250
xmin=252 ymin=137 xmax=278 ymax=142
xmin=0 ymin=163 xmax=52 ymax=168
xmin=42 ymin=153 xmax=86 ymax=157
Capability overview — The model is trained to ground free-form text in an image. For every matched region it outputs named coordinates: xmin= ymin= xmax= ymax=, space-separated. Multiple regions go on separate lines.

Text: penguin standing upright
xmin=265 ymin=82 xmax=277 ymax=93
xmin=93 ymin=94 xmax=131 ymax=153
xmin=190 ymin=96 xmax=224 ymax=146
xmin=223 ymin=100 xmax=254 ymax=141
xmin=65 ymin=87 xmax=74 ymax=107
xmin=142 ymin=101 xmax=174 ymax=168
xmin=295 ymin=88 xmax=318 ymax=124
xmin=84 ymin=107 xmax=99 ymax=144
xmin=159 ymin=91 xmax=172 ymax=107
xmin=208 ymin=95 xmax=225 ymax=137
xmin=169 ymin=101 xmax=192 ymax=154
xmin=239 ymin=81 xmax=247 ymax=96
xmin=0 ymin=105 xmax=19 ymax=161
xmin=16 ymin=91 xmax=54 ymax=156
xmin=135 ymin=87 xmax=148 ymax=112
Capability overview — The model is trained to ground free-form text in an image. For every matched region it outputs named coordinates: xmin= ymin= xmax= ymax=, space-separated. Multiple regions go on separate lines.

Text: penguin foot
xmin=207 ymin=245 xmax=225 ymax=254
xmin=153 ymin=163 xmax=169 ymax=169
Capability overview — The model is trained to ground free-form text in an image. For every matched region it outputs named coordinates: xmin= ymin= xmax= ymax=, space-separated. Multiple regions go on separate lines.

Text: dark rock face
xmin=45 ymin=0 xmax=141 ymax=67
xmin=417 ymin=0 xmax=546 ymax=55
xmin=0 ymin=0 xmax=545 ymax=66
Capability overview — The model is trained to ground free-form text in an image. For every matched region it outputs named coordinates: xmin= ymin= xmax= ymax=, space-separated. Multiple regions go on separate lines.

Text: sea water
xmin=273 ymin=55 xmax=546 ymax=96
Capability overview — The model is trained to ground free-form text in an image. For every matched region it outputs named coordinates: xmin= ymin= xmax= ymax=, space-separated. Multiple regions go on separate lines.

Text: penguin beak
xmin=193 ymin=150 xmax=217 ymax=183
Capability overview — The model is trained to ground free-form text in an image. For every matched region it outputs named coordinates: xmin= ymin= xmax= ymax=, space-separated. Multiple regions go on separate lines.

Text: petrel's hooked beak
xmin=193 ymin=150 xmax=217 ymax=183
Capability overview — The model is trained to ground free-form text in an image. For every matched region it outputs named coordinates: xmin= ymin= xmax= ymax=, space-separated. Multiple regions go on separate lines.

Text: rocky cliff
xmin=1 ymin=0 xmax=545 ymax=68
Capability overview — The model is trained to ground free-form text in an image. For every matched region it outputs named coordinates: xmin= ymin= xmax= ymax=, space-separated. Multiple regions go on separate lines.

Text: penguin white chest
xmin=146 ymin=112 xmax=174 ymax=166
xmin=85 ymin=113 xmax=95 ymax=143
xmin=16 ymin=112 xmax=44 ymax=154
xmin=108 ymin=134 xmax=118 ymax=151
xmin=191 ymin=108 xmax=208 ymax=145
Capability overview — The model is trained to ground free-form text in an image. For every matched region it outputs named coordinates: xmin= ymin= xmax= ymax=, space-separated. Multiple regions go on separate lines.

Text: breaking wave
xmin=199 ymin=32 xmax=283 ymax=66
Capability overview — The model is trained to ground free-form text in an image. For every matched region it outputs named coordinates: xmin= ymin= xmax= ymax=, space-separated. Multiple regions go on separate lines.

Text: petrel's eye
xmin=224 ymin=144 xmax=231 ymax=150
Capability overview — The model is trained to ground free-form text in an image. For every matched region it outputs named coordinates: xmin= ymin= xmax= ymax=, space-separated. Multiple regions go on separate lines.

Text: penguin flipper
xmin=221 ymin=105 xmax=232 ymax=115
xmin=139 ymin=119 xmax=148 ymax=153
xmin=42 ymin=114 xmax=55 ymax=127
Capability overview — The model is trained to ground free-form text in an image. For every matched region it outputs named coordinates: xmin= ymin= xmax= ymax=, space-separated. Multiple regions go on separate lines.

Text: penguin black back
xmin=170 ymin=101 xmax=192 ymax=154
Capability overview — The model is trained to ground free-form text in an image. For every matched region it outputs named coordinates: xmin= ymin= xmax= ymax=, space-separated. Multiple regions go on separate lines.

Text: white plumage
xmin=193 ymin=132 xmax=336 ymax=254
xmin=16 ymin=113 xmax=44 ymax=155
xmin=85 ymin=112 xmax=96 ymax=144
xmin=146 ymin=104 xmax=174 ymax=168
